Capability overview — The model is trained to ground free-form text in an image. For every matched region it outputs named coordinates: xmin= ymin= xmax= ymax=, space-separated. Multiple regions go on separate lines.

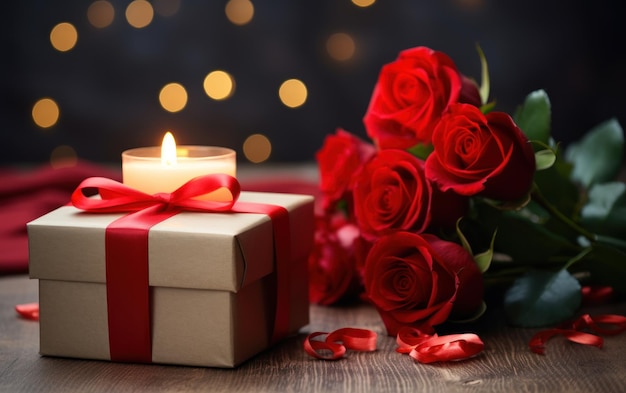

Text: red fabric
xmin=0 ymin=161 xmax=121 ymax=274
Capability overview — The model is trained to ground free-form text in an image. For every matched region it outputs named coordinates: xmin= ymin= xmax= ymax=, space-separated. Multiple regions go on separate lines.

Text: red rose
xmin=316 ymin=128 xmax=376 ymax=212
xmin=353 ymin=149 xmax=432 ymax=239
xmin=363 ymin=232 xmax=483 ymax=336
xmin=308 ymin=214 xmax=362 ymax=305
xmin=425 ymin=103 xmax=536 ymax=201
xmin=363 ymin=46 xmax=480 ymax=149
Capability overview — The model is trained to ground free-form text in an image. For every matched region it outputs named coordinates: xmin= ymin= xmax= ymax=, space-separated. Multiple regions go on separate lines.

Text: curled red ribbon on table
xmin=304 ymin=326 xmax=484 ymax=364
xmin=396 ymin=326 xmax=484 ymax=364
xmin=71 ymin=174 xmax=292 ymax=363
xmin=304 ymin=328 xmax=378 ymax=360
xmin=529 ymin=313 xmax=626 ymax=355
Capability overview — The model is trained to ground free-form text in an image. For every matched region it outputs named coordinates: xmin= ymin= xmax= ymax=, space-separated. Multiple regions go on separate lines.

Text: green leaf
xmin=474 ymin=230 xmax=496 ymax=273
xmin=565 ymin=118 xmax=624 ymax=188
xmin=534 ymin=149 xmax=557 ymax=171
xmin=492 ymin=210 xmax=577 ymax=263
xmin=456 ymin=218 xmax=473 ymax=255
xmin=475 ymin=43 xmax=490 ymax=105
xmin=531 ymin=158 xmax=579 ymax=231
xmin=480 ymin=101 xmax=496 ymax=114
xmin=407 ymin=143 xmax=434 ymax=160
xmin=580 ymin=182 xmax=626 ymax=239
xmin=513 ymin=89 xmax=551 ymax=146
xmin=504 ymin=269 xmax=581 ymax=327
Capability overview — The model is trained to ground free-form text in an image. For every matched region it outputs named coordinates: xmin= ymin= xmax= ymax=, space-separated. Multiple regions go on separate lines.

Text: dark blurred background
xmin=2 ymin=0 xmax=625 ymax=166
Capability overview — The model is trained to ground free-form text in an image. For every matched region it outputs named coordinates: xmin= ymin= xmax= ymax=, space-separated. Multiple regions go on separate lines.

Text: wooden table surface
xmin=2 ymin=274 xmax=626 ymax=393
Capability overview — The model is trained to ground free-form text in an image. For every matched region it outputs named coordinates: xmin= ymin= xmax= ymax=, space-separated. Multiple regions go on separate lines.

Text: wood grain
xmin=2 ymin=274 xmax=626 ymax=393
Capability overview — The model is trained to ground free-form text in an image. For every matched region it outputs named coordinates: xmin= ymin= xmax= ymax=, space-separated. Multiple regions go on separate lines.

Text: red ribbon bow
xmin=71 ymin=174 xmax=241 ymax=213
xmin=71 ymin=174 xmax=291 ymax=363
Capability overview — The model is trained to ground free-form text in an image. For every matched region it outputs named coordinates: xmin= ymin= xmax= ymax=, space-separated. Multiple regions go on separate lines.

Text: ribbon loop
xmin=71 ymin=173 xmax=240 ymax=213
xmin=304 ymin=328 xmax=377 ymax=360
xmin=530 ymin=313 xmax=626 ymax=355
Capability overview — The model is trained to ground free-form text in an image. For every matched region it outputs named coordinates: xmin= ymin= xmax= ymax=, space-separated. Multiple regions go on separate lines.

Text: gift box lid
xmin=28 ymin=191 xmax=314 ymax=292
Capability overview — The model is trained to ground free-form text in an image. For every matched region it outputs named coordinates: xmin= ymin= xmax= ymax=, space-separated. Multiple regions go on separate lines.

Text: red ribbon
xmin=304 ymin=325 xmax=484 ymax=364
xmin=15 ymin=302 xmax=40 ymax=321
xmin=71 ymin=174 xmax=291 ymax=362
xmin=396 ymin=327 xmax=484 ymax=363
xmin=529 ymin=313 xmax=626 ymax=355
xmin=304 ymin=328 xmax=378 ymax=360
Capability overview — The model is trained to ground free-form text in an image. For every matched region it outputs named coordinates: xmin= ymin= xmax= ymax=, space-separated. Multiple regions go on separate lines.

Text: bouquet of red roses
xmin=310 ymin=46 xmax=626 ymax=336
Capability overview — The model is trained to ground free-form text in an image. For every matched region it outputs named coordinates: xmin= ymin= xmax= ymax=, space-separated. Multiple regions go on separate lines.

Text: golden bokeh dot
xmin=154 ymin=0 xmax=181 ymax=17
xmin=50 ymin=22 xmax=78 ymax=52
xmin=351 ymin=0 xmax=376 ymax=7
xmin=243 ymin=134 xmax=272 ymax=163
xmin=326 ymin=32 xmax=356 ymax=62
xmin=87 ymin=1 xmax=115 ymax=28
xmin=159 ymin=83 xmax=188 ymax=112
xmin=50 ymin=145 xmax=78 ymax=169
xmin=203 ymin=70 xmax=235 ymax=100
xmin=32 ymin=98 xmax=60 ymax=129
xmin=126 ymin=0 xmax=154 ymax=28
xmin=279 ymin=79 xmax=308 ymax=108
xmin=225 ymin=0 xmax=254 ymax=26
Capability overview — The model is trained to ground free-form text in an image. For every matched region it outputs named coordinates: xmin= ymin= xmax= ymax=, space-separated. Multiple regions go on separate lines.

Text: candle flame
xmin=161 ymin=132 xmax=177 ymax=166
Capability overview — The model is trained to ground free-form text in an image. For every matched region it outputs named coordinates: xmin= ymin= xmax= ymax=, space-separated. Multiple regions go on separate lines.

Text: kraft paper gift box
xmin=28 ymin=191 xmax=314 ymax=368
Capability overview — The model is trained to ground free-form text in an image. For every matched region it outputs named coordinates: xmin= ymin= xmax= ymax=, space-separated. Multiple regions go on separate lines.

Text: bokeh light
xmin=326 ymin=32 xmax=356 ymax=62
xmin=243 ymin=134 xmax=272 ymax=163
xmin=159 ymin=83 xmax=188 ymax=112
xmin=87 ymin=1 xmax=115 ymax=28
xmin=126 ymin=0 xmax=154 ymax=28
xmin=50 ymin=145 xmax=78 ymax=169
xmin=279 ymin=79 xmax=308 ymax=108
xmin=351 ymin=0 xmax=376 ymax=7
xmin=32 ymin=98 xmax=60 ymax=129
xmin=50 ymin=22 xmax=78 ymax=52
xmin=203 ymin=70 xmax=235 ymax=100
xmin=225 ymin=0 xmax=254 ymax=26
xmin=154 ymin=0 xmax=181 ymax=17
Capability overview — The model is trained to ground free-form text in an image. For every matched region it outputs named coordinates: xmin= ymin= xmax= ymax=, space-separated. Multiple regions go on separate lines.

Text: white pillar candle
xmin=122 ymin=132 xmax=236 ymax=196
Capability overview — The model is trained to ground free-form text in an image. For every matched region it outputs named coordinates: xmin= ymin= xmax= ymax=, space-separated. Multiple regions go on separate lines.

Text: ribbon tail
xmin=105 ymin=207 xmax=178 ymax=363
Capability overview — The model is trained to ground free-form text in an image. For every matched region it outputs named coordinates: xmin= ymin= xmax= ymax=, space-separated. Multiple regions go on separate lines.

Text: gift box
xmin=28 ymin=191 xmax=314 ymax=368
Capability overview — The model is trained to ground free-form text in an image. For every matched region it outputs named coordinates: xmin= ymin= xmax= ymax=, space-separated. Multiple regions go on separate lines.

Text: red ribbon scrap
xmin=395 ymin=327 xmax=484 ymax=363
xmin=67 ymin=174 xmax=292 ymax=363
xmin=304 ymin=328 xmax=378 ymax=360
xmin=15 ymin=302 xmax=40 ymax=321
xmin=529 ymin=313 xmax=626 ymax=355
xmin=304 ymin=326 xmax=484 ymax=364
